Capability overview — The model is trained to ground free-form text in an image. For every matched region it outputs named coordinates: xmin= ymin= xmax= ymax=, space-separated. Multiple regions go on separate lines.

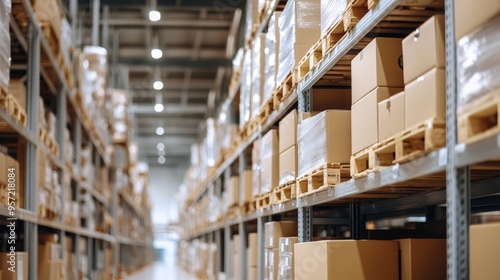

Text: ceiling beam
xmin=131 ymin=90 xmax=209 ymax=99
xmin=119 ymin=57 xmax=231 ymax=68
xmin=80 ymin=0 xmax=243 ymax=8
xmin=119 ymin=47 xmax=226 ymax=59
xmin=138 ymin=135 xmax=197 ymax=145
xmin=131 ymin=104 xmax=207 ymax=114
xmin=137 ymin=127 xmax=199 ymax=135
xmin=103 ymin=18 xmax=231 ymax=29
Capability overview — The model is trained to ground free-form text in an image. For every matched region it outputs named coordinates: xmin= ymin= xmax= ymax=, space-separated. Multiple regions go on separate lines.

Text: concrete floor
xmin=125 ymin=262 xmax=199 ymax=280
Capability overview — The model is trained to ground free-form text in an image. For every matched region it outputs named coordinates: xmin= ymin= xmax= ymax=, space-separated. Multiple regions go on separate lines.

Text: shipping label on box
xmin=351 ymin=38 xmax=404 ymax=104
xmin=403 ymin=15 xmax=445 ymax=84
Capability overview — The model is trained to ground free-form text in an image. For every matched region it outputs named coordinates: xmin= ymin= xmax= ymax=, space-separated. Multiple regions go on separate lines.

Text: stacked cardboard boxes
xmin=402 ymin=15 xmax=446 ymax=129
xmin=0 ymin=152 xmax=23 ymax=209
xmin=397 ymin=239 xmax=446 ymax=280
xmin=227 ymin=176 xmax=239 ymax=208
xmin=251 ymin=34 xmax=267 ymax=117
xmin=252 ymin=139 xmax=262 ymax=197
xmin=279 ymin=110 xmax=298 ymax=186
xmin=264 ymin=12 xmax=282 ymax=103
xmin=0 ymin=251 xmax=28 ymax=280
xmin=351 ymin=38 xmax=404 ymax=155
xmin=240 ymin=170 xmax=253 ymax=207
xmin=278 ymin=237 xmax=298 ymax=280
xmin=38 ymin=234 xmax=64 ymax=280
xmin=247 ymin=233 xmax=258 ymax=280
xmin=470 ymin=222 xmax=500 ymax=279
xmin=265 ymin=222 xmax=298 ymax=280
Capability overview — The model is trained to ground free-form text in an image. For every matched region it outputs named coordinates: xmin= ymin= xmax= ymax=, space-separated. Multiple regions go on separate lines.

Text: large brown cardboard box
xmin=294 ymin=240 xmax=399 ymax=280
xmin=312 ymin=88 xmax=351 ymax=111
xmin=352 ymin=87 xmax=402 ymax=154
xmin=5 ymin=155 xmax=22 ymax=208
xmin=0 ymin=252 xmax=28 ymax=280
xmin=404 ymin=68 xmax=446 ymax=129
xmin=455 ymin=0 xmax=500 ymax=40
xmin=0 ymin=153 xmax=6 ymax=185
xmin=279 ymin=237 xmax=299 ymax=254
xmin=403 ymin=15 xmax=445 ymax=84
xmin=470 ymin=223 xmax=500 ymax=280
xmin=297 ymin=110 xmax=351 ymax=177
xmin=279 ymin=145 xmax=297 ymax=185
xmin=233 ymin=234 xmax=240 ymax=253
xmin=398 ymin=239 xmax=446 ymax=280
xmin=265 ymin=221 xmax=298 ymax=249
xmin=378 ymin=91 xmax=405 ymax=141
xmin=227 ymin=176 xmax=239 ymax=207
xmin=240 ymin=170 xmax=253 ymax=205
xmin=265 ymin=248 xmax=279 ymax=280
xmin=248 ymin=233 xmax=258 ymax=267
xmin=38 ymin=260 xmax=63 ymax=280
xmin=247 ymin=266 xmax=258 ymax=280
xmin=8 ymin=79 xmax=26 ymax=110
xmin=38 ymin=243 xmax=61 ymax=261
xmin=351 ymin=38 xmax=404 ymax=104
xmin=233 ymin=252 xmax=241 ymax=280
xmin=279 ymin=110 xmax=297 ymax=153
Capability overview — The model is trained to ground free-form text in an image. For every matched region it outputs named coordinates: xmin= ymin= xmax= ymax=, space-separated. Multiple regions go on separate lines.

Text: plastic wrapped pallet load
xmin=0 ymin=0 xmax=11 ymax=90
xmin=260 ymin=129 xmax=279 ymax=194
xmin=277 ymin=0 xmax=321 ymax=85
xmin=251 ymin=34 xmax=266 ymax=119
xmin=264 ymin=12 xmax=282 ymax=103
xmin=240 ymin=50 xmax=252 ymax=129
xmin=320 ymin=0 xmax=348 ymax=36
xmin=297 ymin=110 xmax=351 ymax=178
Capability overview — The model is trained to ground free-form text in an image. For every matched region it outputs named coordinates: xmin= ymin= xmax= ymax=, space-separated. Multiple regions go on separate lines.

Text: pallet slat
xmin=297 ymin=163 xmax=350 ymax=197
xmin=273 ymin=181 xmax=297 ymax=204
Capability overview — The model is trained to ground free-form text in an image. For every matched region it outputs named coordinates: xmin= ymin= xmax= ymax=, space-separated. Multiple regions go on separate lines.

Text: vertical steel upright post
xmin=257 ymin=215 xmax=269 ymax=280
xmin=57 ymin=87 xmax=67 ymax=272
xmin=91 ymin=0 xmax=100 ymax=46
xmin=26 ymin=20 xmax=40 ymax=280
xmin=238 ymin=151 xmax=248 ymax=279
xmin=445 ymin=0 xmax=470 ymax=279
xmin=102 ymin=5 xmax=110 ymax=50
xmin=224 ymin=226 xmax=231 ymax=278
xmin=215 ymin=229 xmax=222 ymax=275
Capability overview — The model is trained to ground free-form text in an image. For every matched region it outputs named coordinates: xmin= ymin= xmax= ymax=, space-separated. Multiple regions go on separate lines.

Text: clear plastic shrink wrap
xmin=297 ymin=110 xmax=351 ymax=178
xmin=252 ymin=139 xmax=262 ymax=196
xmin=240 ymin=50 xmax=252 ymax=129
xmin=245 ymin=0 xmax=259 ymax=41
xmin=321 ymin=0 xmax=348 ymax=36
xmin=457 ymin=15 xmax=500 ymax=112
xmin=260 ymin=130 xmax=278 ymax=193
xmin=251 ymin=34 xmax=266 ymax=119
xmin=81 ymin=46 xmax=108 ymax=108
xmin=0 ymin=0 xmax=11 ymax=90
xmin=232 ymin=47 xmax=244 ymax=74
xmin=264 ymin=12 xmax=281 ymax=103
xmin=277 ymin=0 xmax=321 ymax=85
xmin=60 ymin=18 xmax=73 ymax=68
xmin=206 ymin=118 xmax=219 ymax=167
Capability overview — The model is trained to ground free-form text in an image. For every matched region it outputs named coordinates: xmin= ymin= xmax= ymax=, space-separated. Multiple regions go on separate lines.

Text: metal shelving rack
xmin=180 ymin=0 xmax=500 ymax=279
xmin=0 ymin=0 xmax=154 ymax=278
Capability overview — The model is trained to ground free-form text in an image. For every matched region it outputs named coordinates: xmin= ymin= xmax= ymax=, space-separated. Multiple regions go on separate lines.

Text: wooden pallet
xmin=273 ymin=181 xmax=296 ymax=204
xmin=0 ymin=87 xmax=7 ymax=110
xmin=257 ymin=1 xmax=270 ymax=25
xmin=350 ymin=146 xmax=375 ymax=178
xmin=256 ymin=191 xmax=273 ymax=209
xmin=343 ymin=5 xmax=369 ymax=32
xmin=394 ymin=118 xmax=446 ymax=164
xmin=458 ymin=90 xmax=500 ymax=145
xmin=273 ymin=70 xmax=297 ymax=109
xmin=259 ymin=96 xmax=274 ymax=125
xmin=297 ymin=163 xmax=350 ymax=197
xmin=297 ymin=39 xmax=324 ymax=82
xmin=369 ymin=0 xmax=437 ymax=10
xmin=227 ymin=206 xmax=241 ymax=218
xmin=349 ymin=0 xmax=368 ymax=7
xmin=228 ymin=69 xmax=242 ymax=94
xmin=7 ymin=94 xmax=27 ymax=127
xmin=322 ymin=19 xmax=347 ymax=57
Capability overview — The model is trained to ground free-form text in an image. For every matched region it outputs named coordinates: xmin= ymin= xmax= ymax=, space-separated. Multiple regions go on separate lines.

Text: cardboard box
xmin=265 ymin=248 xmax=279 ymax=280
xmin=279 ymin=110 xmax=298 ymax=153
xmin=312 ymin=88 xmax=351 ymax=111
xmin=227 ymin=176 xmax=239 ymax=207
xmin=403 ymin=15 xmax=445 ymax=84
xmin=352 ymin=87 xmax=402 ymax=154
xmin=233 ymin=252 xmax=241 ymax=280
xmin=279 ymin=237 xmax=299 ymax=254
xmin=265 ymin=221 xmax=298 ymax=249
xmin=260 ymin=129 xmax=279 ymax=193
xmin=404 ymin=68 xmax=446 ymax=129
xmin=247 ymin=266 xmax=258 ymax=280
xmin=398 ymin=239 xmax=446 ymax=280
xmin=38 ymin=260 xmax=63 ymax=280
xmin=455 ymin=0 xmax=500 ymax=40
xmin=38 ymin=243 xmax=62 ymax=260
xmin=378 ymin=91 xmax=405 ymax=141
xmin=0 ymin=252 xmax=28 ymax=280
xmin=8 ymin=79 xmax=26 ymax=110
xmin=471 ymin=222 xmax=500 ymax=280
xmin=233 ymin=235 xmax=240 ymax=253
xmin=298 ymin=110 xmax=351 ymax=177
xmin=0 ymin=153 xmax=6 ymax=185
xmin=279 ymin=254 xmax=294 ymax=279
xmin=294 ymin=240 xmax=399 ymax=280
xmin=5 ymin=155 xmax=22 ymax=208
xmin=279 ymin=145 xmax=297 ymax=185
xmin=248 ymin=233 xmax=258 ymax=267
xmin=351 ymin=38 xmax=404 ymax=104
xmin=240 ymin=170 xmax=253 ymax=205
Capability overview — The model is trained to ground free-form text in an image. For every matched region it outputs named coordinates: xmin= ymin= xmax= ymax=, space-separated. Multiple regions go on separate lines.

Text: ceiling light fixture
xmin=154 ymin=92 xmax=164 ymax=112
xmin=153 ymin=80 xmax=164 ymax=90
xmin=157 ymin=143 xmax=165 ymax=150
xmin=156 ymin=127 xmax=165 ymax=135
xmin=149 ymin=10 xmax=161 ymax=22
xmin=151 ymin=48 xmax=163 ymax=59
xmin=158 ymin=156 xmax=166 ymax=164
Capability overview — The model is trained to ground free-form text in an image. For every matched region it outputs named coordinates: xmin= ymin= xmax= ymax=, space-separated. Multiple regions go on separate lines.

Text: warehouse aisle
xmin=125 ymin=262 xmax=198 ymax=280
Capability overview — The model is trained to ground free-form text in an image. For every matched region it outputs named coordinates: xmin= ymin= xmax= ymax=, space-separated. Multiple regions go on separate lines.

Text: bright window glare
xmin=149 ymin=11 xmax=161 ymax=22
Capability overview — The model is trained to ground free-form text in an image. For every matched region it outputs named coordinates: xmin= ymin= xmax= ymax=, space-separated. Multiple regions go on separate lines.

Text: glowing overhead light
xmin=158 ymin=156 xmax=166 ymax=164
xmin=154 ymin=103 xmax=164 ymax=112
xmin=151 ymin=48 xmax=163 ymax=59
xmin=156 ymin=127 xmax=165 ymax=135
xmin=149 ymin=10 xmax=161 ymax=22
xmin=153 ymin=81 xmax=164 ymax=90
xmin=157 ymin=143 xmax=165 ymax=150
